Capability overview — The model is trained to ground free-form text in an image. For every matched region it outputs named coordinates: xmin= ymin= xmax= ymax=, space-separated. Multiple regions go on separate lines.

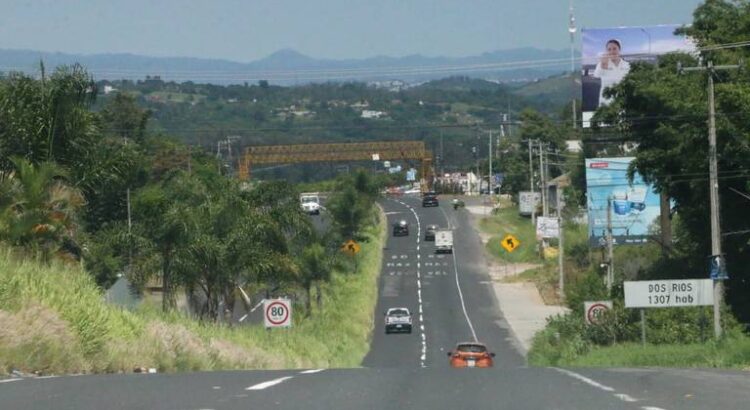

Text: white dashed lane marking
xmin=299 ymin=369 xmax=325 ymax=375
xmin=246 ymin=376 xmax=294 ymax=391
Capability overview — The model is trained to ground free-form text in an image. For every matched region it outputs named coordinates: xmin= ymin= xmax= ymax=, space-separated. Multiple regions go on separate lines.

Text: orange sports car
xmin=447 ymin=342 xmax=495 ymax=368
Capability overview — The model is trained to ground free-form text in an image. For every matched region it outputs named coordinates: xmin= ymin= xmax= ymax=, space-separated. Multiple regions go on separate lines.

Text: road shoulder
xmin=464 ymin=203 xmax=569 ymax=355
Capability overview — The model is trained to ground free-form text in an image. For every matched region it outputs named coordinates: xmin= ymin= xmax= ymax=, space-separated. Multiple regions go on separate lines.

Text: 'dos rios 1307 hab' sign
xmin=624 ymin=279 xmax=713 ymax=309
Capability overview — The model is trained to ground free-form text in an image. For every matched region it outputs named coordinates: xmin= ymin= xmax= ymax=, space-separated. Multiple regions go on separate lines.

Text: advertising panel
xmin=581 ymin=25 xmax=695 ymax=127
xmin=585 ymin=158 xmax=660 ymax=247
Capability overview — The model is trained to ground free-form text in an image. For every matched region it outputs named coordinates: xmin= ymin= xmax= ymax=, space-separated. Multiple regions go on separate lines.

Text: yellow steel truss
xmin=238 ymin=141 xmax=433 ymax=187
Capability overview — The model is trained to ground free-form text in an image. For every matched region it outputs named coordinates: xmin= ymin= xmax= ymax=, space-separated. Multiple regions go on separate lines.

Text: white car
xmin=384 ymin=307 xmax=412 ymax=334
xmin=300 ymin=193 xmax=321 ymax=215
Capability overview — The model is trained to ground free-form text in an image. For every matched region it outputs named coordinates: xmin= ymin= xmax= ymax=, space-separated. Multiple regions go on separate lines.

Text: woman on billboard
xmin=594 ymin=39 xmax=630 ymax=106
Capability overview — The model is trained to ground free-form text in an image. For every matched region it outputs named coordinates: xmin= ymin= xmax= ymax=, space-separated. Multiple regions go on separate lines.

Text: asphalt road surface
xmin=2 ymin=194 xmax=749 ymax=409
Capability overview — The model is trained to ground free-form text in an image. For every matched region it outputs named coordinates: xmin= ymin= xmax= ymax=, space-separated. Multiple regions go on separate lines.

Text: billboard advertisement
xmin=585 ymin=158 xmax=660 ymax=247
xmin=581 ymin=25 xmax=696 ymax=127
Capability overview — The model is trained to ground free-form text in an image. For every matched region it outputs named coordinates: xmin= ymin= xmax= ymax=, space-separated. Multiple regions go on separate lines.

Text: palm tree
xmin=298 ymin=242 xmax=330 ymax=315
xmin=0 ymin=158 xmax=84 ymax=260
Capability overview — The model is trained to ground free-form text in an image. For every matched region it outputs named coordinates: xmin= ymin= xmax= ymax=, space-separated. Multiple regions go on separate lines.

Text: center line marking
xmin=246 ymin=376 xmax=294 ymax=390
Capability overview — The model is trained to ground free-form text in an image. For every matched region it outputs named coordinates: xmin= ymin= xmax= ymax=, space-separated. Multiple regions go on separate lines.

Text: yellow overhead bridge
xmin=238 ymin=141 xmax=433 ymax=188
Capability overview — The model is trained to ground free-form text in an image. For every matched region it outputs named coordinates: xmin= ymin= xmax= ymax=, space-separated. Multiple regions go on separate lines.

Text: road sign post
xmin=624 ymin=278 xmax=715 ymax=343
xmin=624 ymin=279 xmax=714 ymax=308
xmin=584 ymin=300 xmax=612 ymax=325
xmin=501 ymin=234 xmax=520 ymax=253
xmin=264 ymin=298 xmax=292 ymax=328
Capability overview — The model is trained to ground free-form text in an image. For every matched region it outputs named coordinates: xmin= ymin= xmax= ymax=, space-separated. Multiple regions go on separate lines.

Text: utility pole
xmin=488 ymin=130 xmax=493 ymax=197
xmin=606 ymin=197 xmax=614 ymax=291
xmin=539 ymin=141 xmax=549 ymax=217
xmin=680 ymin=60 xmax=740 ymax=339
xmin=528 ymin=139 xmax=536 ymax=227
xmin=126 ymin=187 xmax=133 ymax=273
xmin=568 ymin=0 xmax=578 ymax=129
xmin=557 ymin=183 xmax=564 ymax=298
xmin=440 ymin=131 xmax=445 ymax=176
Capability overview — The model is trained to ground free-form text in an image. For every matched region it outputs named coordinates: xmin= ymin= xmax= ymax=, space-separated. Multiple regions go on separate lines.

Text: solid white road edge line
xmin=641 ymin=407 xmax=667 ymax=410
xmin=436 ymin=201 xmax=477 ymax=342
xmin=246 ymin=376 xmax=294 ymax=390
xmin=0 ymin=378 xmax=22 ymax=384
xmin=450 ymin=242 xmax=478 ymax=342
xmin=554 ymin=368 xmax=615 ymax=392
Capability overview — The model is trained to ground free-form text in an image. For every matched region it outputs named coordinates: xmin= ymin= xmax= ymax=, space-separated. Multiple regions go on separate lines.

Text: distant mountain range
xmin=0 ymin=47 xmax=572 ymax=85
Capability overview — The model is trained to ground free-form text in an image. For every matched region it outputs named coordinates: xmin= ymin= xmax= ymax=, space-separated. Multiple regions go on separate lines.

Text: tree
xmin=100 ymin=92 xmax=151 ymax=143
xmin=596 ymin=1 xmax=750 ymax=321
xmin=298 ymin=242 xmax=330 ymax=315
xmin=131 ymin=173 xmax=199 ymax=311
xmin=0 ymin=65 xmax=98 ymax=171
xmin=0 ymin=158 xmax=84 ymax=261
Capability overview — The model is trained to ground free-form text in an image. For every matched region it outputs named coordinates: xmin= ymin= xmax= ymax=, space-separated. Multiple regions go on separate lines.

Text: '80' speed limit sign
xmin=264 ymin=299 xmax=292 ymax=328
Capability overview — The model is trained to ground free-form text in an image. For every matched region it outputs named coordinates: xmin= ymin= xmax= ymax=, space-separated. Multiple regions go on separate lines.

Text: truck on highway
xmin=435 ymin=229 xmax=453 ymax=254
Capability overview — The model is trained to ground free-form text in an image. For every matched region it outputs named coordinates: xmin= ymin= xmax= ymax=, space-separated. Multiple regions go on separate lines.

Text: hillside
xmin=0 ymin=47 xmax=570 ymax=85
xmin=511 ymin=73 xmax=578 ymax=111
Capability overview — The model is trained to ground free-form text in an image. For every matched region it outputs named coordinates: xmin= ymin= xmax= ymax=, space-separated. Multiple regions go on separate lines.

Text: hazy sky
xmin=0 ymin=0 xmax=703 ymax=62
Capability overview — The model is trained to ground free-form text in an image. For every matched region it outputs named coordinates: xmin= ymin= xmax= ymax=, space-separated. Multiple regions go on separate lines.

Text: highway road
xmin=2 ymin=194 xmax=749 ymax=409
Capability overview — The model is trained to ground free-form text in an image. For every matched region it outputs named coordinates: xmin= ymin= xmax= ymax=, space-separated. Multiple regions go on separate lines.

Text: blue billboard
xmin=585 ymin=158 xmax=661 ymax=247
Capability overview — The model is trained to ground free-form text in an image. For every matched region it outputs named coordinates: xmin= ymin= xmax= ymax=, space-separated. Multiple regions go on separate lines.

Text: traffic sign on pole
xmin=624 ymin=279 xmax=713 ymax=308
xmin=584 ymin=300 xmax=612 ymax=325
xmin=341 ymin=239 xmax=361 ymax=255
xmin=264 ymin=298 xmax=292 ymax=328
xmin=501 ymin=234 xmax=520 ymax=253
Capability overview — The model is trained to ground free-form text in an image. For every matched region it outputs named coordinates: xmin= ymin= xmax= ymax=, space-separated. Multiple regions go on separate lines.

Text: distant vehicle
xmin=452 ymin=198 xmax=465 ymax=210
xmin=393 ymin=220 xmax=409 ymax=236
xmin=435 ymin=229 xmax=453 ymax=253
xmin=424 ymin=225 xmax=438 ymax=241
xmin=385 ymin=186 xmax=403 ymax=196
xmin=384 ymin=307 xmax=412 ymax=334
xmin=422 ymin=191 xmax=439 ymax=207
xmin=447 ymin=342 xmax=495 ymax=368
xmin=300 ymin=193 xmax=321 ymax=215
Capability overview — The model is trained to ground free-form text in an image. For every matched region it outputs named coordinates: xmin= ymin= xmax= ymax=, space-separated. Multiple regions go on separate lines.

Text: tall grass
xmin=480 ymin=208 xmax=541 ymax=263
xmin=0 ymin=211 xmax=385 ymax=374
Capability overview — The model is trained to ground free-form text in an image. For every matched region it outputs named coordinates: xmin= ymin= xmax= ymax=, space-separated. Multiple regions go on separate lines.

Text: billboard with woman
xmin=581 ymin=25 xmax=695 ymax=127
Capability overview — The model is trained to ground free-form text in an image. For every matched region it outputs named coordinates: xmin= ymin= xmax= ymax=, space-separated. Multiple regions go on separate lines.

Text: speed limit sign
xmin=584 ymin=300 xmax=613 ymax=325
xmin=264 ymin=299 xmax=292 ymax=328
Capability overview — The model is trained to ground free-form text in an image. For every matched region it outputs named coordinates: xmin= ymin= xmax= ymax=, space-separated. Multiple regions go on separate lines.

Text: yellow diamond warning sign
xmin=341 ymin=239 xmax=361 ymax=255
xmin=501 ymin=234 xmax=520 ymax=253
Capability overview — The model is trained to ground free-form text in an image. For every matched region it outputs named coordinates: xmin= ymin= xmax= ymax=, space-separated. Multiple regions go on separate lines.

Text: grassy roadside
xmin=531 ymin=336 xmax=750 ymax=370
xmin=479 ymin=207 xmax=541 ymax=264
xmin=0 ymin=210 xmax=385 ymax=375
